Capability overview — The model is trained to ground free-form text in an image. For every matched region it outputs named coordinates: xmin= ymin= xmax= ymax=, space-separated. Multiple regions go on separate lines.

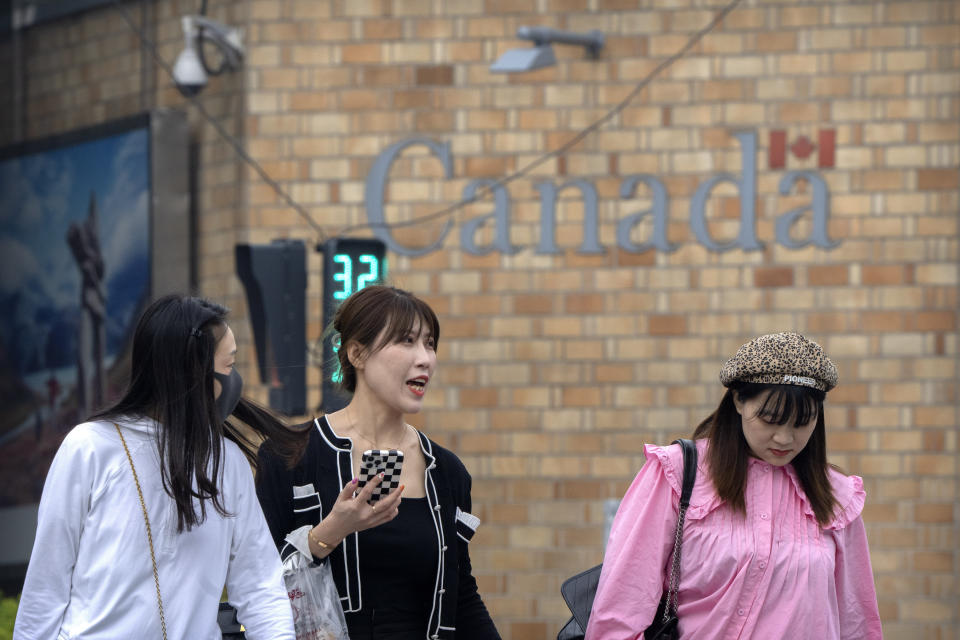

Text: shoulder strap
xmin=675 ymin=438 xmax=697 ymax=507
xmin=660 ymin=438 xmax=698 ymax=623
xmin=114 ymin=423 xmax=168 ymax=640
xmin=559 ymin=439 xmax=699 ymax=636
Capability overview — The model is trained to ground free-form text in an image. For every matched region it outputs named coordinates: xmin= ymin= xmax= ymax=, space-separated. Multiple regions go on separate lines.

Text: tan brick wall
xmin=3 ymin=1 xmax=959 ymax=638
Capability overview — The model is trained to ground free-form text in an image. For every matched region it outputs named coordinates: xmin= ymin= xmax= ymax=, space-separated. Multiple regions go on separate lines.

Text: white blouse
xmin=14 ymin=418 xmax=295 ymax=640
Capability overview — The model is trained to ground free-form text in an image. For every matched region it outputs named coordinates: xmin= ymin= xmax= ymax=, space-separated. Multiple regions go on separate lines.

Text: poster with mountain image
xmin=0 ymin=123 xmax=151 ymax=507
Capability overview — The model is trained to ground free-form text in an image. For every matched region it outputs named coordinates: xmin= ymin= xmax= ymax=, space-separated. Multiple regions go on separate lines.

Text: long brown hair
xmin=692 ymin=381 xmax=838 ymax=527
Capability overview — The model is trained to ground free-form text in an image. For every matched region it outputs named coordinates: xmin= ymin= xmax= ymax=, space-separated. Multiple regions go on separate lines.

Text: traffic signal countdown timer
xmin=319 ymin=238 xmax=387 ymax=412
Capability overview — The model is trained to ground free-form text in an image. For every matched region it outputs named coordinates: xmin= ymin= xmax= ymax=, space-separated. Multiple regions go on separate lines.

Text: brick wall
xmin=3 ymin=1 xmax=958 ymax=638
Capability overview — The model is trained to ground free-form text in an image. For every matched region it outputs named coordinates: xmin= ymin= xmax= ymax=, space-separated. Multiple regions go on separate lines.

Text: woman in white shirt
xmin=14 ymin=294 xmax=306 ymax=640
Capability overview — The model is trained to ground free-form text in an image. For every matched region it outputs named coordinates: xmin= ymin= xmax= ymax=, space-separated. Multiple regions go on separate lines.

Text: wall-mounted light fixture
xmin=490 ymin=26 xmax=604 ymax=73
xmin=172 ymin=15 xmax=244 ymax=96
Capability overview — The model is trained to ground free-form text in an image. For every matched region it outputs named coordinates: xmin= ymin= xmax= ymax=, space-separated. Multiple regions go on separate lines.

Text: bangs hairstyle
xmin=693 ymin=381 xmax=839 ymax=527
xmin=332 ymin=285 xmax=440 ymax=393
xmin=751 ymin=382 xmax=821 ymax=428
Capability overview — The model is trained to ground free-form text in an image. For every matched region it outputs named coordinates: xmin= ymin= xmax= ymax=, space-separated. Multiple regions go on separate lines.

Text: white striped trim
xmin=292 ymin=483 xmax=316 ymax=497
xmin=456 ymin=507 xmax=481 ymax=531
xmin=292 ymin=490 xmax=320 ymax=513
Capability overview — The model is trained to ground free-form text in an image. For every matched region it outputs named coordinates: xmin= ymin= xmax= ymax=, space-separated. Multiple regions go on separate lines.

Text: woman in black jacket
xmin=256 ymin=285 xmax=501 ymax=640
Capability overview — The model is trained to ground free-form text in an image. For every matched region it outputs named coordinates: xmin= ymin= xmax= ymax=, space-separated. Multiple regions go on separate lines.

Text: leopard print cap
xmin=719 ymin=332 xmax=838 ymax=392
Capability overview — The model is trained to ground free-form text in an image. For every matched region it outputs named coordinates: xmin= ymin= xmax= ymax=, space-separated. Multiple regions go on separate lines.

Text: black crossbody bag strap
xmin=659 ymin=438 xmax=697 ymax=623
xmin=558 ymin=439 xmax=698 ymax=640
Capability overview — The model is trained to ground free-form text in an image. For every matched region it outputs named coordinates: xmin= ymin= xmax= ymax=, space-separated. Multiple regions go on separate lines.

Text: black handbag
xmin=218 ymin=602 xmax=245 ymax=639
xmin=557 ymin=438 xmax=698 ymax=640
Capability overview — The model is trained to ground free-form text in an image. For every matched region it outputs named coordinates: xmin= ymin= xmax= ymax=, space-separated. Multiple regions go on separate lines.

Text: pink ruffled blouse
xmin=585 ymin=440 xmax=883 ymax=640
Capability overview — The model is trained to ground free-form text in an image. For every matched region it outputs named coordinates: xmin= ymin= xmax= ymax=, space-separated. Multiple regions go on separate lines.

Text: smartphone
xmin=357 ymin=449 xmax=404 ymax=504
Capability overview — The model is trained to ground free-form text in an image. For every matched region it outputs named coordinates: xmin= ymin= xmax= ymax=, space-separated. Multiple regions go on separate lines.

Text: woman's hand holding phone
xmin=341 ymin=471 xmax=405 ymax=531
xmin=307 ymin=472 xmax=405 ymax=557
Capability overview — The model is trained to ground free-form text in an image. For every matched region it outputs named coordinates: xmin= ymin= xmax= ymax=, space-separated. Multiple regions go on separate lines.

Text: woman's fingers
xmin=379 ymin=483 xmax=404 ymax=511
xmin=356 ymin=472 xmax=384 ymax=503
xmin=331 ymin=474 xmax=405 ymax=533
xmin=368 ymin=484 xmax=404 ymax=524
xmin=338 ymin=478 xmax=358 ymax=500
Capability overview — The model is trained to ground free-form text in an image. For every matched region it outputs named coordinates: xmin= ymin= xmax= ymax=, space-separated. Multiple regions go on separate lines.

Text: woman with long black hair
xmin=586 ymin=332 xmax=883 ymax=639
xmin=15 ymin=294 xmax=307 ymax=640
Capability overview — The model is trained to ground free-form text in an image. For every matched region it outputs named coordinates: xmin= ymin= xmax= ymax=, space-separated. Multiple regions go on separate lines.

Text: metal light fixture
xmin=490 ymin=26 xmax=604 ymax=73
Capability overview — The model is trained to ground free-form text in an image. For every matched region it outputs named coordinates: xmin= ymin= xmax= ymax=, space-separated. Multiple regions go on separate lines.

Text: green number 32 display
xmin=321 ymin=238 xmax=387 ymax=412
xmin=332 ymin=253 xmax=382 ymax=300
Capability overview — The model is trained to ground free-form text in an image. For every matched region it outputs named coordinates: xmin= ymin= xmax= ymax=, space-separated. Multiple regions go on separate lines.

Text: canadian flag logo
xmin=769 ymin=129 xmax=835 ymax=169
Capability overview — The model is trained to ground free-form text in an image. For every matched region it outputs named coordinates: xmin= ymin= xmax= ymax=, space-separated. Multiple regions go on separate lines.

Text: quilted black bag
xmin=557 ymin=438 xmax=698 ymax=640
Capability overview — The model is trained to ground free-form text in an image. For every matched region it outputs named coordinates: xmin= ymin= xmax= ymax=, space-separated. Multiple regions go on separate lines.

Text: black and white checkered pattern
xmin=357 ymin=449 xmax=404 ymax=503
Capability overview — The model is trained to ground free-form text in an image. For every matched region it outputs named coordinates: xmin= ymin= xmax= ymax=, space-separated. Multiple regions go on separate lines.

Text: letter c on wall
xmin=364 ymin=138 xmax=453 ymax=257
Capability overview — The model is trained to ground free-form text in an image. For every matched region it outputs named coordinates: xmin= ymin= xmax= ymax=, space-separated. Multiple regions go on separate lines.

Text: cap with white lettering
xmin=719 ymin=332 xmax=838 ymax=392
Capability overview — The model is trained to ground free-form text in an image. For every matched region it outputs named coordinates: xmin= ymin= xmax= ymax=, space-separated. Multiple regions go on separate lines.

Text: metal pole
xmin=139 ymin=0 xmax=155 ymax=111
xmin=11 ymin=0 xmax=25 ymax=142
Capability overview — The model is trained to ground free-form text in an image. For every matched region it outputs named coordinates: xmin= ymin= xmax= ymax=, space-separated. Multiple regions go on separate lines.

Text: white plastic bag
xmin=283 ymin=560 xmax=349 ymax=640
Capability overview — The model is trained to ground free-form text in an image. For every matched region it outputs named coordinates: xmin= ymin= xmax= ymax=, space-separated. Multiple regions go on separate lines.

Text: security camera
xmin=173 ymin=37 xmax=207 ymax=96
xmin=172 ymin=15 xmax=245 ymax=97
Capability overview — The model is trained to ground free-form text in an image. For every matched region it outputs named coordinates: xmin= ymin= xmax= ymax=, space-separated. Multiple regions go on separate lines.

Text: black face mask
xmin=212 ymin=369 xmax=243 ymax=423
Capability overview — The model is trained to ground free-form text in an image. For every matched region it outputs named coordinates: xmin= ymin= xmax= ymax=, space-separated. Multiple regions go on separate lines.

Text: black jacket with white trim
xmin=255 ymin=416 xmax=501 ymax=640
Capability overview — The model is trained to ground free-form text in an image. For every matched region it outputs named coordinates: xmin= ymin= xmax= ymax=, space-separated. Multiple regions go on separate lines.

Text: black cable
xmin=196 ymin=0 xmax=226 ymax=77
xmin=335 ymin=0 xmax=742 ymax=236
xmin=110 ymin=0 xmax=327 ymax=240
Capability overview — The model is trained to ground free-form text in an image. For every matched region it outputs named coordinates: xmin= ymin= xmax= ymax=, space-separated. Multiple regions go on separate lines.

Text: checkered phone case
xmin=357 ymin=449 xmax=404 ymax=504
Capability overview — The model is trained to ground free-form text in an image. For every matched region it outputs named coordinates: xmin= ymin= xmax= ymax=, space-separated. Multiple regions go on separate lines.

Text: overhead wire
xmin=111 ymin=0 xmax=742 ymax=243
xmin=335 ymin=0 xmax=743 ymax=236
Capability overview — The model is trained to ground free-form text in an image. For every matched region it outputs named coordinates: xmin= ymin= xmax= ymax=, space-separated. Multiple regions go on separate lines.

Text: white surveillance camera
xmin=173 ymin=15 xmax=244 ymax=97
xmin=173 ymin=40 xmax=207 ymax=96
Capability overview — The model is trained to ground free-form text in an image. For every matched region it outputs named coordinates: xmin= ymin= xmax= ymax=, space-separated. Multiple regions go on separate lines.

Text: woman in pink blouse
xmin=586 ymin=332 xmax=883 ymax=640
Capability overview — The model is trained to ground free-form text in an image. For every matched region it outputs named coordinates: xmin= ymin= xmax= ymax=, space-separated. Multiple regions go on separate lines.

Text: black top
xmin=347 ymin=497 xmax=438 ymax=639
xmin=255 ymin=417 xmax=501 ymax=640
